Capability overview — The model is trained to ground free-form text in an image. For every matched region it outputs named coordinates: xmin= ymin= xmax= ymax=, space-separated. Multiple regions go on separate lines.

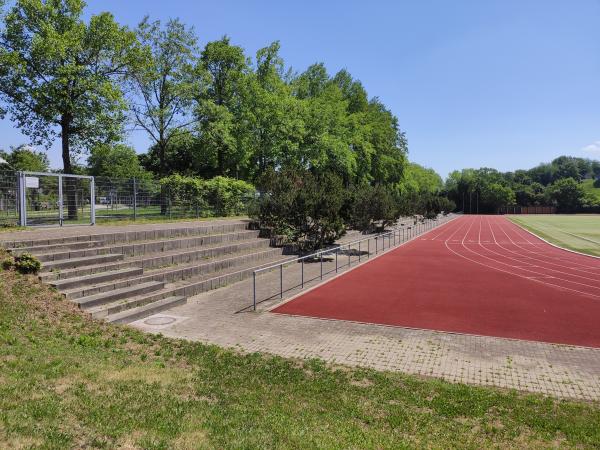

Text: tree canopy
xmin=0 ymin=144 xmax=49 ymax=171
xmin=445 ymin=156 xmax=600 ymax=213
xmin=0 ymin=0 xmax=450 ymax=225
xmin=87 ymin=143 xmax=150 ymax=180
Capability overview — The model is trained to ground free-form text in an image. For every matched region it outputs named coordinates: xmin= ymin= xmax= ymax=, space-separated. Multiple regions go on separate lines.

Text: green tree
xmin=87 ymin=143 xmax=150 ymax=179
xmin=480 ymin=182 xmax=515 ymax=212
xmin=195 ymin=36 xmax=248 ymax=176
xmin=0 ymin=0 xmax=143 ymax=218
xmin=547 ymin=178 xmax=585 ymax=212
xmin=128 ymin=16 xmax=198 ymax=179
xmin=254 ymin=168 xmax=346 ymax=251
xmin=401 ymin=163 xmax=443 ymax=194
xmin=240 ymin=42 xmax=305 ymax=179
xmin=346 ymin=184 xmax=398 ymax=232
xmin=0 ymin=145 xmax=49 ymax=171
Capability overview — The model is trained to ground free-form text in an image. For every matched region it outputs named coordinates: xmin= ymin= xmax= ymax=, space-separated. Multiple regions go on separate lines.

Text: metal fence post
xmin=58 ymin=174 xmax=63 ymax=226
xmin=133 ymin=178 xmax=137 ymax=221
xmin=358 ymin=241 xmax=361 ymax=262
xmin=17 ymin=172 xmax=26 ymax=227
xmin=367 ymin=238 xmax=370 ymax=258
xmin=253 ymin=271 xmax=256 ymax=311
xmin=375 ymin=237 xmax=378 ymax=254
xmin=90 ymin=177 xmax=96 ymax=225
xmin=301 ymin=259 xmax=304 ymax=288
xmin=280 ymin=264 xmax=283 ymax=299
xmin=335 ymin=249 xmax=338 ymax=273
xmin=348 ymin=243 xmax=351 ymax=267
xmin=320 ymin=253 xmax=323 ymax=280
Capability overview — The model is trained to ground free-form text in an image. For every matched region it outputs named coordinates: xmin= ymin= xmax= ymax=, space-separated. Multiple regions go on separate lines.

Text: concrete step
xmin=88 ymin=252 xmax=288 ymax=321
xmin=61 ymin=247 xmax=283 ymax=300
xmin=9 ymin=240 xmax=105 ymax=255
xmin=2 ymin=221 xmax=248 ymax=249
xmin=50 ymin=267 xmax=144 ymax=290
xmin=76 ymin=281 xmax=164 ymax=309
xmin=32 ymin=229 xmax=261 ymax=262
xmin=39 ymin=238 xmax=271 ymax=281
xmin=40 ymin=260 xmax=138 ymax=282
xmin=106 ymin=296 xmax=187 ymax=324
xmin=134 ymin=237 xmax=270 ymax=270
xmin=166 ymin=252 xmax=293 ymax=299
xmin=42 ymin=253 xmax=124 ymax=271
xmin=87 ymin=287 xmax=177 ymax=319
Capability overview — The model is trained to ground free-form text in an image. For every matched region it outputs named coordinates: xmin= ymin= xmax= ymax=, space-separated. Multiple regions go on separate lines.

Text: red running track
xmin=272 ymin=215 xmax=600 ymax=348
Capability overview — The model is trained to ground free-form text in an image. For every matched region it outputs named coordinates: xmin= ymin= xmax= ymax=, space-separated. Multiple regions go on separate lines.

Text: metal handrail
xmin=251 ymin=213 xmax=455 ymax=310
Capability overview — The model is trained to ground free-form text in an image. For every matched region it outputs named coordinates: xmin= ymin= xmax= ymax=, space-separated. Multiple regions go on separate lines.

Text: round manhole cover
xmin=144 ymin=316 xmax=177 ymax=326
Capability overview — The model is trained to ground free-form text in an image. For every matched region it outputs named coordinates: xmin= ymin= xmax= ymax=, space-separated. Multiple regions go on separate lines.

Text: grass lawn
xmin=1 ymin=254 xmax=600 ymax=448
xmin=509 ymin=215 xmax=600 ymax=257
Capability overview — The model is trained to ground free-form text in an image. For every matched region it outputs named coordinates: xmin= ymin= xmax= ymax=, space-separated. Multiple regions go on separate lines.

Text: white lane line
xmin=498 ymin=218 xmax=600 ymax=272
xmin=442 ymin=216 xmax=600 ymax=300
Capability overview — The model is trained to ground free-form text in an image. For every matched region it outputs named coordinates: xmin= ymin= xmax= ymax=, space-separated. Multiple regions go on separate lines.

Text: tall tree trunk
xmin=61 ymin=115 xmax=78 ymax=221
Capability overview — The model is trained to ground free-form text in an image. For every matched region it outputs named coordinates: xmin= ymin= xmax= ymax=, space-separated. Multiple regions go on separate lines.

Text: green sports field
xmin=509 ymin=215 xmax=600 ymax=257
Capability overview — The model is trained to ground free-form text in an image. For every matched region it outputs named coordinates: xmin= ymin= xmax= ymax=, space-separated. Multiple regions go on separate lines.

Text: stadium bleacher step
xmin=1 ymin=221 xmax=249 ymax=249
xmin=87 ymin=288 xmax=178 ymax=319
xmin=9 ymin=240 xmax=105 ymax=255
xmin=40 ymin=260 xmax=138 ymax=282
xmin=42 ymin=253 xmax=125 ymax=271
xmin=50 ymin=267 xmax=144 ymax=291
xmin=76 ymin=281 xmax=164 ymax=309
xmin=105 ymin=296 xmax=187 ymax=324
xmin=40 ymin=238 xmax=271 ymax=283
xmin=1 ymin=219 xmax=292 ymax=324
xmin=88 ymin=251 xmax=287 ymax=322
xmin=61 ymin=247 xmax=283 ymax=300
xmin=32 ymin=229 xmax=261 ymax=262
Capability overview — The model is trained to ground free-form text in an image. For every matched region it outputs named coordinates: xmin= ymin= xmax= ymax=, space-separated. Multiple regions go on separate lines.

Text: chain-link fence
xmin=0 ymin=170 xmax=19 ymax=226
xmin=94 ymin=176 xmax=253 ymax=221
xmin=18 ymin=172 xmax=94 ymax=226
xmin=0 ymin=171 xmax=254 ymax=227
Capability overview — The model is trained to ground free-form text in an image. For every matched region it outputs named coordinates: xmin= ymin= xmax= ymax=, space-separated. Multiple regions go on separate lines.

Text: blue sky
xmin=1 ymin=0 xmax=599 ymax=177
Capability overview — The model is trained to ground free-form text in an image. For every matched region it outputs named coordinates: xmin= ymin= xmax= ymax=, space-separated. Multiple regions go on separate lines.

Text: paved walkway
xmin=131 ymin=240 xmax=600 ymax=402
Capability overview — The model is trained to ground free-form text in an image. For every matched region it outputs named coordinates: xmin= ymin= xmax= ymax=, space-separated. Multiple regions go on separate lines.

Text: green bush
xmin=253 ymin=168 xmax=346 ymax=251
xmin=14 ymin=253 xmax=42 ymax=274
xmin=203 ymin=176 xmax=256 ymax=216
xmin=160 ymin=175 xmax=255 ymax=217
xmin=1 ymin=256 xmax=15 ymax=271
xmin=345 ymin=184 xmax=399 ymax=233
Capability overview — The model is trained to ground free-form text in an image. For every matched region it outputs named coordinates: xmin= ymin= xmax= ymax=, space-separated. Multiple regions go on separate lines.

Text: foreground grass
xmin=509 ymin=214 xmax=600 ymax=257
xmin=1 ymin=259 xmax=600 ymax=448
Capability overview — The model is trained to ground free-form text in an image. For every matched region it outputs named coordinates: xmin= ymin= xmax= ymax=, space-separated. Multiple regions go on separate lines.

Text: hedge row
xmin=160 ymin=175 xmax=255 ymax=217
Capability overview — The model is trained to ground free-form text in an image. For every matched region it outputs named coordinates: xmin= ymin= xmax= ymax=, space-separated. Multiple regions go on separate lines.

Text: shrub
xmin=160 ymin=175 xmax=255 ymax=217
xmin=253 ymin=168 xmax=346 ymax=251
xmin=203 ymin=176 xmax=255 ymax=216
xmin=14 ymin=253 xmax=42 ymax=274
xmin=345 ymin=184 xmax=399 ymax=233
xmin=1 ymin=256 xmax=15 ymax=271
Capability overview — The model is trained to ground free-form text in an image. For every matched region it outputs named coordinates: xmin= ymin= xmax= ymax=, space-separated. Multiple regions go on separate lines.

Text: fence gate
xmin=18 ymin=172 xmax=95 ymax=226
